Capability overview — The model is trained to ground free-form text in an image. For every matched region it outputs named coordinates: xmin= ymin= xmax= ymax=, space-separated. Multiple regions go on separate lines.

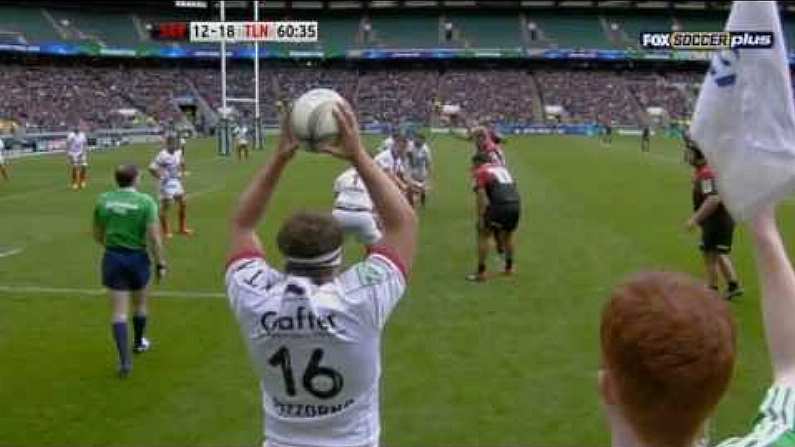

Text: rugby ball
xmin=289 ymin=88 xmax=346 ymax=152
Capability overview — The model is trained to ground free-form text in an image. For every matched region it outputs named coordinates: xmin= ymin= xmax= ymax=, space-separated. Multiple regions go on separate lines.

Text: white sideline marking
xmin=0 ymin=248 xmax=23 ymax=258
xmin=0 ymin=285 xmax=224 ymax=299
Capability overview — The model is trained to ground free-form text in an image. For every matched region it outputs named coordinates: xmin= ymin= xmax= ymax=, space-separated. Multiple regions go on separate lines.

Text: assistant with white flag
xmin=690 ymin=1 xmax=795 ymax=221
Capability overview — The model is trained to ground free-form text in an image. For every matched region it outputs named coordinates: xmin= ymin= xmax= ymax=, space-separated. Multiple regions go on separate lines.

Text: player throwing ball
xmin=66 ymin=123 xmax=89 ymax=190
xmin=468 ymin=152 xmax=521 ymax=282
xmin=332 ymin=167 xmax=382 ymax=246
xmin=93 ymin=164 xmax=166 ymax=377
xmin=225 ymin=102 xmax=417 ymax=447
xmin=149 ymin=134 xmax=193 ymax=238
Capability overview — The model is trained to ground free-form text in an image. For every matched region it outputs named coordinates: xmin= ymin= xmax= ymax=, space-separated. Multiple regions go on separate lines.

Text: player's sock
xmin=132 ymin=314 xmax=147 ymax=347
xmin=478 ymin=263 xmax=486 ymax=276
xmin=505 ymin=254 xmax=513 ymax=273
xmin=728 ymin=281 xmax=739 ymax=292
xmin=112 ymin=321 xmax=130 ymax=368
xmin=178 ymin=204 xmax=191 ymax=234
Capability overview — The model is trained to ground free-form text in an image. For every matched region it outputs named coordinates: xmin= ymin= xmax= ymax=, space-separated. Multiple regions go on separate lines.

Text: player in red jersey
xmin=467 ymin=153 xmax=520 ymax=282
xmin=684 ymin=143 xmax=743 ymax=300
xmin=449 ymin=113 xmax=507 ymax=166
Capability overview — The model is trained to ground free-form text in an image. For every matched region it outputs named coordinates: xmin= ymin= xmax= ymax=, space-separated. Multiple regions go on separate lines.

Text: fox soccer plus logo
xmin=640 ymin=31 xmax=773 ymax=50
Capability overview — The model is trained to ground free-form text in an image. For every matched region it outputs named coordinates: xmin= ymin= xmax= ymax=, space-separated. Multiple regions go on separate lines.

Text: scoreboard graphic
xmin=150 ymin=21 xmax=318 ymax=42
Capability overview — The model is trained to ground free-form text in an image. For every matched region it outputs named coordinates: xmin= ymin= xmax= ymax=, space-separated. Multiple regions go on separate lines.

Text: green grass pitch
xmin=0 ymin=134 xmax=783 ymax=446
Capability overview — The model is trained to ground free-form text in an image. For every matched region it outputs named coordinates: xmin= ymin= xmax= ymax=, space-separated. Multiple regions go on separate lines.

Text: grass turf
xmin=0 ymin=134 xmax=781 ymax=446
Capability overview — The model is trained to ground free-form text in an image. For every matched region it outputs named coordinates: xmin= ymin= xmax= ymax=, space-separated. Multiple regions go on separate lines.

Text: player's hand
xmin=319 ymin=102 xmax=365 ymax=161
xmin=155 ymin=262 xmax=168 ymax=283
xmin=684 ymin=217 xmax=698 ymax=232
xmin=276 ymin=110 xmax=299 ymax=161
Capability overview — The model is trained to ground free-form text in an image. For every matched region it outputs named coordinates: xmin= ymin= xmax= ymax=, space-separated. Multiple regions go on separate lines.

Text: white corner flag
xmin=690 ymin=1 xmax=795 ymax=221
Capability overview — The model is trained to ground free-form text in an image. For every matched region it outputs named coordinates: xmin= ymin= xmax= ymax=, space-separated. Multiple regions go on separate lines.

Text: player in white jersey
xmin=332 ymin=168 xmax=382 ymax=246
xmin=66 ymin=124 xmax=89 ymax=190
xmin=0 ymin=137 xmax=8 ymax=181
xmin=598 ymin=206 xmax=795 ymax=447
xmin=373 ymin=134 xmax=410 ymax=199
xmin=226 ymin=102 xmax=416 ymax=447
xmin=376 ymin=133 xmax=396 ymax=153
xmin=406 ymin=134 xmax=433 ymax=208
xmin=235 ymin=124 xmax=250 ymax=161
xmin=148 ymin=134 xmax=193 ymax=238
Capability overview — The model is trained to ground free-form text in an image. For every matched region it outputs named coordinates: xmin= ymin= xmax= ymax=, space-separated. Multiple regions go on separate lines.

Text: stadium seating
xmin=368 ymin=15 xmax=439 ymax=48
xmin=447 ymin=14 xmax=523 ymax=48
xmin=608 ymin=15 xmax=674 ymax=49
xmin=437 ymin=70 xmax=535 ymax=124
xmin=48 ymin=9 xmax=140 ymax=47
xmin=529 ymin=14 xmax=611 ymax=49
xmin=534 ymin=70 xmax=641 ymax=124
xmin=0 ymin=7 xmax=60 ymax=44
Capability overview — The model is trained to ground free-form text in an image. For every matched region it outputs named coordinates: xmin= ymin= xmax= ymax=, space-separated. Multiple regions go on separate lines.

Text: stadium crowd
xmin=0 ymin=62 xmax=709 ymax=131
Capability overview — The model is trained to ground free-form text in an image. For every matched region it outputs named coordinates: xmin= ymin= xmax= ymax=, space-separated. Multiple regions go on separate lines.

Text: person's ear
xmin=598 ymin=368 xmax=619 ymax=406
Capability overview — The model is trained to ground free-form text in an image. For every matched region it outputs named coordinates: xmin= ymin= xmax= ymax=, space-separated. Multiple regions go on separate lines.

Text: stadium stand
xmin=437 ymin=69 xmax=535 ymax=125
xmin=367 ymin=15 xmax=439 ymax=48
xmin=534 ymin=70 xmax=642 ymax=125
xmin=447 ymin=13 xmax=523 ymax=48
xmin=529 ymin=14 xmax=611 ymax=49
xmin=357 ymin=69 xmax=437 ymax=125
xmin=607 ymin=15 xmax=674 ymax=49
xmin=0 ymin=6 xmax=59 ymax=44
xmin=48 ymin=9 xmax=139 ymax=47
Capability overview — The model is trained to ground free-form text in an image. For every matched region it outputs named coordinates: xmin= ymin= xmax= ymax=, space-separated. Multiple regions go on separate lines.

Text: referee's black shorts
xmin=485 ymin=202 xmax=521 ymax=233
xmin=102 ymin=247 xmax=151 ymax=291
xmin=699 ymin=222 xmax=735 ymax=255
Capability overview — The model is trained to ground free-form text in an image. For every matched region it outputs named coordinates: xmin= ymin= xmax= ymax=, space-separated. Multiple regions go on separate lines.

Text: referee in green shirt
xmin=93 ymin=164 xmax=166 ymax=377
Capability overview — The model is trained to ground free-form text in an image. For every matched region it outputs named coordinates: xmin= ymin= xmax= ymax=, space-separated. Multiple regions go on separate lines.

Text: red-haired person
xmin=600 ymin=206 xmax=795 ymax=447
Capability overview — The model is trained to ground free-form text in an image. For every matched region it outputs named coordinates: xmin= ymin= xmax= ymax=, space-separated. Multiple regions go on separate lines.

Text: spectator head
xmin=600 ymin=271 xmax=736 ymax=447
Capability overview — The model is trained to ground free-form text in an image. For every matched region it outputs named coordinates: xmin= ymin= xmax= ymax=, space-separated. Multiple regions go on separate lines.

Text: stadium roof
xmin=2 ymin=0 xmax=793 ymax=13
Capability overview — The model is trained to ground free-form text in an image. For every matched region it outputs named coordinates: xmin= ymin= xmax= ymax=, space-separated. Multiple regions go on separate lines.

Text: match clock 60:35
xmin=189 ymin=21 xmax=318 ymax=42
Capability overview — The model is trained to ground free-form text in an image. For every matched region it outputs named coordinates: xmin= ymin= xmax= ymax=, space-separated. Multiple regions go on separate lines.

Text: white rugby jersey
xmin=150 ymin=149 xmax=182 ymax=185
xmin=334 ymin=168 xmax=374 ymax=211
xmin=225 ymin=247 xmax=407 ymax=447
xmin=66 ymin=131 xmax=87 ymax=155
xmin=408 ymin=144 xmax=432 ymax=179
xmin=376 ymin=137 xmax=394 ymax=153
xmin=373 ymin=150 xmax=406 ymax=179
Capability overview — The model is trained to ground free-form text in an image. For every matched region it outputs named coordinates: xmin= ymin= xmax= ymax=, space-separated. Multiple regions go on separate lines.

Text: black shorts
xmin=485 ymin=203 xmax=520 ymax=232
xmin=700 ymin=222 xmax=735 ymax=254
xmin=102 ymin=247 xmax=151 ymax=291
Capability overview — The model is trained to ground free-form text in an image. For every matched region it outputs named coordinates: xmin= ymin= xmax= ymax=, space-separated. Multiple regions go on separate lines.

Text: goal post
xmin=216 ymin=0 xmax=263 ymax=156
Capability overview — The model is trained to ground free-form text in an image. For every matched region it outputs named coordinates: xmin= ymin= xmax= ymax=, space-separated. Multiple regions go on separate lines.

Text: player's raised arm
xmin=322 ymin=103 xmax=418 ymax=273
xmin=228 ymin=117 xmax=299 ymax=261
xmin=751 ymin=206 xmax=795 ymax=385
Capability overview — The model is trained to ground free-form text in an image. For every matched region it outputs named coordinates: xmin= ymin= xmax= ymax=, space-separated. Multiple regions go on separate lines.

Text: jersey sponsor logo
xmin=259 ymin=306 xmax=340 ymax=337
xmin=355 ymin=262 xmax=386 ymax=286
